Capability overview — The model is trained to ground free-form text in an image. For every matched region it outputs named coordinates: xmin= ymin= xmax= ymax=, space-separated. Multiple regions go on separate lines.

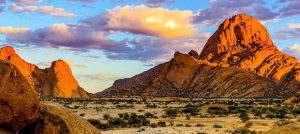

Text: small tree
xmin=239 ymin=112 xmax=250 ymax=123
xmin=186 ymin=114 xmax=191 ymax=120
xmin=164 ymin=108 xmax=179 ymax=117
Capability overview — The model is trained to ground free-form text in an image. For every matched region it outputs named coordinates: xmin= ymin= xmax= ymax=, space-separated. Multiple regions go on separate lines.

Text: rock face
xmin=19 ymin=104 xmax=101 ymax=134
xmin=0 ymin=46 xmax=89 ymax=98
xmin=98 ymin=14 xmax=300 ymax=98
xmin=0 ymin=61 xmax=40 ymax=132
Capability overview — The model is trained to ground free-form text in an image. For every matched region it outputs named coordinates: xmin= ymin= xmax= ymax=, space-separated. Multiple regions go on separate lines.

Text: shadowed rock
xmin=0 ymin=61 xmax=40 ymax=132
xmin=19 ymin=104 xmax=101 ymax=134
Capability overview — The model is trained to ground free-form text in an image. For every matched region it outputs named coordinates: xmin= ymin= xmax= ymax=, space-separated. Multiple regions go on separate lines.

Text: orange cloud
xmin=0 ymin=26 xmax=29 ymax=34
xmin=65 ymin=60 xmax=88 ymax=68
xmin=288 ymin=23 xmax=300 ymax=29
xmin=106 ymin=5 xmax=195 ymax=38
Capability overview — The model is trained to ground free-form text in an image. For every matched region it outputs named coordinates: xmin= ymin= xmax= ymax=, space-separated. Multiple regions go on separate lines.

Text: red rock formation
xmin=98 ymin=14 xmax=300 ymax=98
xmin=0 ymin=61 xmax=40 ymax=132
xmin=0 ymin=46 xmax=89 ymax=98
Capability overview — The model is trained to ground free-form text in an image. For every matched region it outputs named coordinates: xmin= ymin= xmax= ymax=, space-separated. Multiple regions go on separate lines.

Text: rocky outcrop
xmin=0 ymin=46 xmax=89 ymax=98
xmin=97 ymin=14 xmax=300 ymax=98
xmin=19 ymin=104 xmax=101 ymax=134
xmin=0 ymin=61 xmax=40 ymax=132
xmin=36 ymin=60 xmax=89 ymax=98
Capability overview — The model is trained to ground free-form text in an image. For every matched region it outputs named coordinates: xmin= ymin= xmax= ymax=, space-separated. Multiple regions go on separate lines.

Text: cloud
xmin=283 ymin=44 xmax=300 ymax=60
xmin=288 ymin=23 xmax=300 ymax=29
xmin=278 ymin=0 xmax=300 ymax=17
xmin=192 ymin=0 xmax=278 ymax=25
xmin=0 ymin=23 xmax=208 ymax=62
xmin=274 ymin=28 xmax=300 ymax=40
xmin=0 ymin=5 xmax=209 ymax=63
xmin=11 ymin=0 xmax=42 ymax=4
xmin=0 ymin=26 xmax=30 ymax=34
xmin=84 ymin=5 xmax=196 ymax=38
xmin=65 ymin=60 xmax=88 ymax=68
xmin=10 ymin=4 xmax=76 ymax=18
xmin=76 ymin=73 xmax=117 ymax=81
xmin=145 ymin=0 xmax=175 ymax=7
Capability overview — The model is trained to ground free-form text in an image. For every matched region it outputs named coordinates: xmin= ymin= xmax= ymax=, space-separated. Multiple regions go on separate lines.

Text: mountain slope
xmin=0 ymin=46 xmax=89 ymax=98
xmin=97 ymin=14 xmax=300 ymax=98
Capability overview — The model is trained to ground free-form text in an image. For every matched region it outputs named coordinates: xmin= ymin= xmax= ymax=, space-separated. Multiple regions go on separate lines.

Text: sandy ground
xmin=41 ymin=100 xmax=284 ymax=134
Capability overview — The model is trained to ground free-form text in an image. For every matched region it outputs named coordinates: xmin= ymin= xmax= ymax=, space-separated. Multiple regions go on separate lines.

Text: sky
xmin=0 ymin=0 xmax=300 ymax=93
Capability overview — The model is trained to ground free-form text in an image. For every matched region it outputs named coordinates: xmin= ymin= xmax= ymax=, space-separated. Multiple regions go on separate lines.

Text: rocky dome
xmin=45 ymin=60 xmax=89 ymax=98
xmin=0 ymin=46 xmax=89 ymax=98
xmin=200 ymin=14 xmax=275 ymax=62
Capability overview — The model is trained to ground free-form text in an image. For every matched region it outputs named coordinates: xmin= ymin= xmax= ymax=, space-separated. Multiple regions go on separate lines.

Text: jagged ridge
xmin=0 ymin=46 xmax=89 ymax=98
xmin=97 ymin=14 xmax=300 ymax=98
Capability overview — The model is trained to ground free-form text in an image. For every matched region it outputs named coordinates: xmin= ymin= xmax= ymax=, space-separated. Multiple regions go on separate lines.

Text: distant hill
xmin=97 ymin=14 xmax=300 ymax=98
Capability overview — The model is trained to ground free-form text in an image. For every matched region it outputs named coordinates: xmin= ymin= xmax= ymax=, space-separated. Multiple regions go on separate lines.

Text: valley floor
xmin=41 ymin=97 xmax=299 ymax=134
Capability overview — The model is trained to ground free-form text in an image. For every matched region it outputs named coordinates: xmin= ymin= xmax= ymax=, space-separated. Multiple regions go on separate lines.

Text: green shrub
xmin=186 ymin=114 xmax=191 ymax=120
xmin=182 ymin=104 xmax=200 ymax=116
xmin=164 ymin=108 xmax=179 ymax=117
xmin=239 ymin=112 xmax=250 ymax=123
xmin=213 ymin=124 xmax=222 ymax=128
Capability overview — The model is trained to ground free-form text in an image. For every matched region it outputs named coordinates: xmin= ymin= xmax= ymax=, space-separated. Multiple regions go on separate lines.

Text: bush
xmin=213 ymin=124 xmax=222 ymax=128
xmin=103 ymin=114 xmax=111 ymax=120
xmin=196 ymin=123 xmax=205 ymax=127
xmin=239 ymin=112 xmax=250 ymax=123
xmin=150 ymin=123 xmax=157 ymax=128
xmin=186 ymin=114 xmax=191 ymax=120
xmin=144 ymin=113 xmax=155 ymax=118
xmin=208 ymin=107 xmax=228 ymax=115
xmin=80 ymin=113 xmax=85 ymax=116
xmin=157 ymin=121 xmax=166 ymax=127
xmin=182 ymin=104 xmax=200 ymax=116
xmin=185 ymin=124 xmax=192 ymax=127
xmin=145 ymin=104 xmax=157 ymax=108
xmin=108 ymin=117 xmax=125 ymax=127
xmin=88 ymin=119 xmax=110 ymax=130
xmin=266 ymin=114 xmax=276 ymax=119
xmin=176 ymin=123 xmax=183 ymax=127
xmin=164 ymin=108 xmax=179 ymax=117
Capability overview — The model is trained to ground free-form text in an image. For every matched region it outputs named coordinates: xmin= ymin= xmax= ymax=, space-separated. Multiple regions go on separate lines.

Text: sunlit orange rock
xmin=0 ymin=46 xmax=89 ymax=98
xmin=43 ymin=60 xmax=89 ymax=98
xmin=98 ymin=14 xmax=300 ymax=98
